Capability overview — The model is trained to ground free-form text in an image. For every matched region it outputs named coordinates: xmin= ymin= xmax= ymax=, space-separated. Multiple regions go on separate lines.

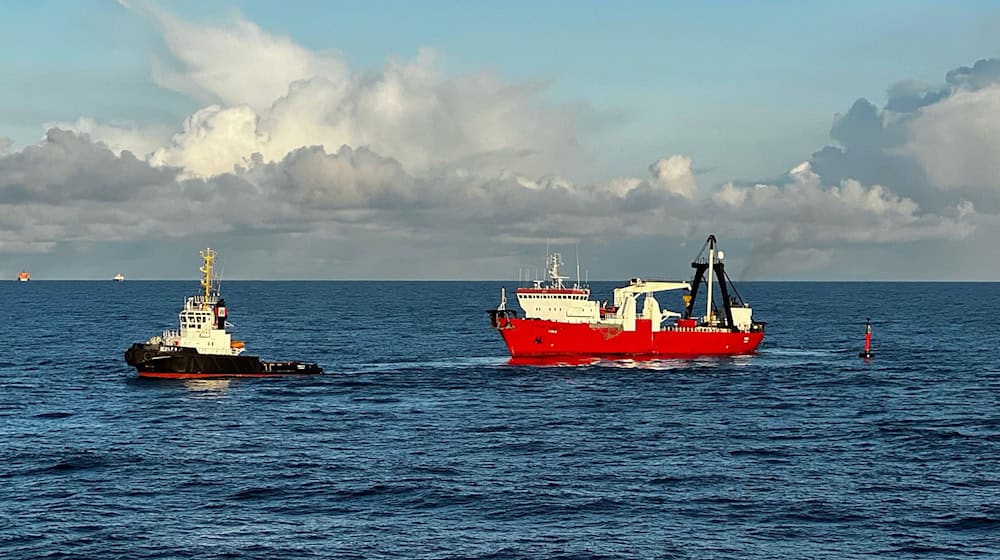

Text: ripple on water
xmin=3 ymin=281 xmax=1000 ymax=558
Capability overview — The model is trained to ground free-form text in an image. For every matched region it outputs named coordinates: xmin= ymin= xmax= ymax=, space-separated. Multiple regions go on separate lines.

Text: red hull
xmin=498 ymin=318 xmax=763 ymax=358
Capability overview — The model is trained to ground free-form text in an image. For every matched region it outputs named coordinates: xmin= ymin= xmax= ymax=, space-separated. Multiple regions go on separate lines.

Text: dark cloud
xmin=884 ymin=81 xmax=949 ymax=113
xmin=807 ymin=57 xmax=1000 ymax=213
xmin=0 ymin=129 xmax=178 ymax=204
xmin=830 ymin=98 xmax=885 ymax=153
xmin=809 ymin=145 xmax=948 ymax=212
xmin=240 ymin=145 xmax=417 ymax=210
xmin=945 ymin=58 xmax=1000 ymax=90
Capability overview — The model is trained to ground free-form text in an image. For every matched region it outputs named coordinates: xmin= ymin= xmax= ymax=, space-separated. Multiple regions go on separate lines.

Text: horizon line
xmin=6 ymin=278 xmax=1000 ymax=283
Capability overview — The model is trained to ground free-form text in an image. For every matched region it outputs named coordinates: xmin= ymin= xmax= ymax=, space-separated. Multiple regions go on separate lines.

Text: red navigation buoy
xmin=858 ymin=318 xmax=873 ymax=359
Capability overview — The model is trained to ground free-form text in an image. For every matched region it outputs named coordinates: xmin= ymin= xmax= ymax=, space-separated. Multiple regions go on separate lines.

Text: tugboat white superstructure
xmin=488 ymin=235 xmax=765 ymax=359
xmin=124 ymin=248 xmax=322 ymax=379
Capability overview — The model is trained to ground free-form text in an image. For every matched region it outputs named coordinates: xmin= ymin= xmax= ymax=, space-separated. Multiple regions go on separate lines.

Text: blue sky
xmin=5 ymin=0 xmax=998 ymax=183
xmin=2 ymin=1 xmax=1000 ymax=279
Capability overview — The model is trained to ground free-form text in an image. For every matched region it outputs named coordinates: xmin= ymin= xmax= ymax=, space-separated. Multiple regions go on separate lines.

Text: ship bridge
xmin=151 ymin=248 xmax=245 ymax=356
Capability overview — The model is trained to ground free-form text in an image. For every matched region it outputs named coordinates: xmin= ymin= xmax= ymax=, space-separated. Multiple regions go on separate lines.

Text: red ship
xmin=488 ymin=235 xmax=765 ymax=358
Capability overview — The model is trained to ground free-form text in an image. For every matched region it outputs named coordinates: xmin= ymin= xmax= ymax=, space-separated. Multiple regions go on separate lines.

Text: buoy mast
xmin=859 ymin=318 xmax=873 ymax=359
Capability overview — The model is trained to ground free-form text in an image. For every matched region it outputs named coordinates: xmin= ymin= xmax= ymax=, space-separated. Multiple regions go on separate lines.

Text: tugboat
xmin=488 ymin=235 xmax=765 ymax=358
xmin=16 ymin=271 xmax=30 ymax=282
xmin=124 ymin=248 xmax=323 ymax=379
xmin=113 ymin=273 xmax=125 ymax=282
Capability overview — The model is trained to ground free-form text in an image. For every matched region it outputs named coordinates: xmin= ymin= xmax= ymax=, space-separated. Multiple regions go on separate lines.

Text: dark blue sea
xmin=2 ymin=281 xmax=999 ymax=559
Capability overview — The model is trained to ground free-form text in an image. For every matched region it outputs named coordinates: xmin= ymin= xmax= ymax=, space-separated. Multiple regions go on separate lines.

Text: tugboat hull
xmin=124 ymin=343 xmax=322 ymax=379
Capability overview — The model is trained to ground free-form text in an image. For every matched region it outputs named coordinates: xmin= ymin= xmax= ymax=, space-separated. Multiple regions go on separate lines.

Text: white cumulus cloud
xmin=904 ymin=85 xmax=1000 ymax=191
xmin=648 ymin=155 xmax=697 ymax=199
xmin=3 ymin=5 xmax=992 ymax=278
xmin=76 ymin=7 xmax=586 ymax=181
xmin=148 ymin=6 xmax=348 ymax=111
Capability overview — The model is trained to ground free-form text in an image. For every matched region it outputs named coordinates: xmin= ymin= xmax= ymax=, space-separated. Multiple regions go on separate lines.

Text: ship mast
xmin=575 ymin=245 xmax=581 ymax=288
xmin=199 ymin=248 xmax=216 ymax=310
xmin=706 ymin=237 xmax=714 ymax=324
xmin=547 ymin=253 xmax=567 ymax=289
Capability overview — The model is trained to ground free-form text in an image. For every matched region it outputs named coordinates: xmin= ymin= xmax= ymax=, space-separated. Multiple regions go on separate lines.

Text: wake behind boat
xmin=488 ymin=235 xmax=765 ymax=358
xmin=124 ymin=248 xmax=322 ymax=379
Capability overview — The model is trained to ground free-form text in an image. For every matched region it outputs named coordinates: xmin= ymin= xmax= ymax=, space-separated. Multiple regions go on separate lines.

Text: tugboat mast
xmin=199 ymin=248 xmax=216 ymax=310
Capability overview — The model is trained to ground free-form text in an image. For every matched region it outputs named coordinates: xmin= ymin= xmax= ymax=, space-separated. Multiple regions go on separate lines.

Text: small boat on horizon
xmin=16 ymin=271 xmax=30 ymax=282
xmin=488 ymin=234 xmax=765 ymax=358
xmin=124 ymin=248 xmax=323 ymax=379
xmin=113 ymin=273 xmax=125 ymax=282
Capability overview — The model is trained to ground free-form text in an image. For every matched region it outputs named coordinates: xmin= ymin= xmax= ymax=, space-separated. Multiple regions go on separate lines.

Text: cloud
xmin=84 ymin=6 xmax=587 ymax=181
xmin=0 ymin=126 xmax=972 ymax=278
xmin=146 ymin=5 xmax=349 ymax=111
xmin=748 ymin=247 xmax=835 ymax=276
xmin=945 ymin=58 xmax=1000 ymax=91
xmin=810 ymin=57 xmax=1000 ymax=215
xmin=149 ymin=105 xmax=267 ymax=177
xmin=712 ymin=162 xmax=972 ymax=245
xmin=240 ymin=144 xmax=416 ymax=210
xmin=904 ymin=85 xmax=1000 ymax=194
xmin=47 ymin=117 xmax=173 ymax=160
xmin=648 ymin=155 xmax=697 ymax=199
xmin=2 ymin=6 xmax=994 ymax=278
xmin=0 ymin=129 xmax=176 ymax=204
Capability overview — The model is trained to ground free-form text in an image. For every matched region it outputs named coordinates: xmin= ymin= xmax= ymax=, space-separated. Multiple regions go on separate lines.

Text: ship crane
xmin=612 ymin=279 xmax=692 ymax=324
xmin=682 ymin=235 xmax=757 ymax=331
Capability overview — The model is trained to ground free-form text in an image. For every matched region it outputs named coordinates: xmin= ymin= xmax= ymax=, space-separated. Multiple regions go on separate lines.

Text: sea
xmin=1 ymin=281 xmax=999 ymax=559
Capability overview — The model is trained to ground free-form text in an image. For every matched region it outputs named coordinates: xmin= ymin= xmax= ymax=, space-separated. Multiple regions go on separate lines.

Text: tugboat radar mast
xmin=199 ymin=248 xmax=216 ymax=309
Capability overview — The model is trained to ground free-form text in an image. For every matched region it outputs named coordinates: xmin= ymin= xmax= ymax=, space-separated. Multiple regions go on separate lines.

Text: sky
xmin=2 ymin=0 xmax=1000 ymax=279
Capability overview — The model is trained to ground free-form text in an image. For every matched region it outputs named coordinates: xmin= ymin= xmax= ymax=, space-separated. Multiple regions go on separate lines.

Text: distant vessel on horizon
xmin=16 ymin=271 xmax=30 ymax=282
xmin=113 ymin=273 xmax=125 ymax=282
